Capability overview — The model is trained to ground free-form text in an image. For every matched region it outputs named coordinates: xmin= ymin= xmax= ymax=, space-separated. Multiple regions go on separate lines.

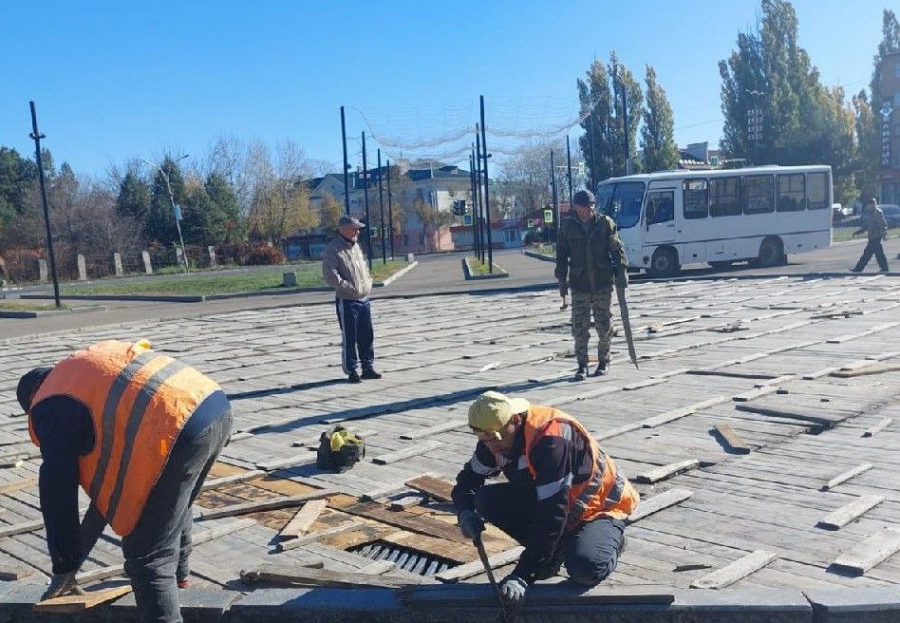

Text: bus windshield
xmin=597 ymin=182 xmax=645 ymax=229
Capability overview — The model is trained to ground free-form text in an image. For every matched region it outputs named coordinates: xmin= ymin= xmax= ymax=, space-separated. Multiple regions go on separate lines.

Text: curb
xmin=0 ymin=304 xmax=107 ymax=319
xmin=9 ymin=582 xmax=900 ymax=622
xmin=374 ymin=261 xmax=418 ymax=288
xmin=522 ymin=249 xmax=555 ymax=262
xmin=462 ymin=257 xmax=509 ymax=280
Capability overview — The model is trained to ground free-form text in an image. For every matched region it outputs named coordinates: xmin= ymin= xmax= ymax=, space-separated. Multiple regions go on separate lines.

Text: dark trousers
xmin=335 ymin=297 xmax=375 ymax=374
xmin=853 ymin=240 xmax=889 ymax=272
xmin=474 ymin=483 xmax=625 ymax=586
xmin=121 ymin=400 xmax=232 ymax=623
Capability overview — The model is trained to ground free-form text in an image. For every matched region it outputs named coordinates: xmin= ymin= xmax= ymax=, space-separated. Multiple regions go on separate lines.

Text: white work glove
xmin=457 ymin=509 xmax=485 ymax=540
xmin=42 ymin=571 xmax=84 ymax=600
xmin=499 ymin=574 xmax=528 ymax=606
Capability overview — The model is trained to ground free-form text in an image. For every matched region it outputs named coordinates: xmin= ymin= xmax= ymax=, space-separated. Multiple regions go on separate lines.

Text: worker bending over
xmin=17 ymin=340 xmax=232 ymax=623
xmin=452 ymin=391 xmax=638 ymax=606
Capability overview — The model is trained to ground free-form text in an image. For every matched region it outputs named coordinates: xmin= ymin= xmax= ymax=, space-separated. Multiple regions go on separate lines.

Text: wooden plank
xmin=200 ymin=469 xmax=265 ymax=491
xmin=634 ymin=459 xmax=700 ymax=484
xmin=690 ymin=550 xmax=777 ymax=589
xmin=399 ymin=421 xmax=466 ymax=440
xmin=34 ymin=584 xmax=133 ymax=613
xmin=832 ymin=363 xmax=900 ymax=378
xmin=596 ymin=421 xmax=644 ymax=441
xmin=256 ymin=455 xmax=316 ymax=471
xmin=196 ymin=489 xmax=333 ymax=520
xmin=405 ymin=475 xmax=454 ymax=503
xmin=713 ymin=424 xmax=751 ymax=454
xmin=626 ymin=489 xmax=692 ymax=524
xmin=0 ymin=564 xmax=33 ymax=580
xmin=641 ymin=397 xmax=730 ymax=428
xmin=817 ymin=495 xmax=884 ymax=530
xmin=821 ymin=463 xmax=873 ymax=491
xmin=0 ymin=477 xmax=37 ymax=496
xmin=732 ymin=386 xmax=780 ymax=403
xmin=736 ymin=401 xmax=848 ymax=428
xmin=358 ymin=560 xmax=396 ymax=575
xmin=389 ymin=495 xmax=426 ymax=511
xmin=240 ymin=564 xmax=407 ymax=588
xmin=831 ymin=528 xmax=900 ymax=575
xmin=360 ymin=482 xmax=410 ymax=502
xmin=434 ymin=546 xmax=525 ymax=583
xmin=372 ymin=440 xmax=442 ymax=465
xmin=279 ymin=499 xmax=328 ymax=538
xmin=862 ymin=418 xmax=892 ymax=438
xmin=338 ymin=501 xmax=470 ymax=544
xmin=277 ymin=522 xmax=366 ymax=551
xmin=0 ymin=518 xmax=44 ymax=538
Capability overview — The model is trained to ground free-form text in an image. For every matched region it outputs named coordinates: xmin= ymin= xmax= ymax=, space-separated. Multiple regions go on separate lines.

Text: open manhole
xmin=350 ymin=541 xmax=459 ymax=577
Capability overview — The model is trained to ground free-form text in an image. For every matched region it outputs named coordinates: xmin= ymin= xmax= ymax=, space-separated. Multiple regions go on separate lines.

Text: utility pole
xmin=341 ymin=106 xmax=351 ymax=215
xmin=566 ymin=135 xmax=574 ymax=208
xmin=377 ymin=149 xmax=387 ymax=264
xmin=550 ymin=150 xmax=559 ymax=244
xmin=469 ymin=152 xmax=480 ymax=259
xmin=361 ymin=132 xmax=372 ymax=269
xmin=475 ymin=134 xmax=485 ymax=263
xmin=386 ymin=159 xmax=394 ymax=260
xmin=479 ymin=96 xmax=493 ymax=273
xmin=588 ymin=113 xmax=597 ymax=189
xmin=28 ymin=101 xmax=61 ymax=308
xmin=622 ymin=85 xmax=632 ymax=175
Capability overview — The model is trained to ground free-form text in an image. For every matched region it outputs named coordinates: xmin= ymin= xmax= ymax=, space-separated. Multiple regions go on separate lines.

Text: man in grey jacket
xmin=322 ymin=216 xmax=382 ymax=383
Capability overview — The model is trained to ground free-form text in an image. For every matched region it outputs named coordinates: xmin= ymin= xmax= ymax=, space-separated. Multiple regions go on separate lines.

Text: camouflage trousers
xmin=571 ymin=287 xmax=613 ymax=366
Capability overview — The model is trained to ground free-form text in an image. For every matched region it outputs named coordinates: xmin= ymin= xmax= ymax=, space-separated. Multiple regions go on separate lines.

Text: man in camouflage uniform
xmin=556 ymin=190 xmax=629 ymax=381
xmin=851 ymin=198 xmax=890 ymax=273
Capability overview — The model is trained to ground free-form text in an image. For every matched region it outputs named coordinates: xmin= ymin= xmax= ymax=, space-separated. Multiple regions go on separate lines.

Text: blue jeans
xmin=474 ymin=482 xmax=625 ymax=586
xmin=335 ymin=298 xmax=375 ymax=373
xmin=121 ymin=392 xmax=232 ymax=623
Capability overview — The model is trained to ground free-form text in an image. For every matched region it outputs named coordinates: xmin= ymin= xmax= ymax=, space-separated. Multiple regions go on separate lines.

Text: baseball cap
xmin=338 ymin=215 xmax=366 ymax=229
xmin=573 ymin=189 xmax=595 ymax=207
xmin=16 ymin=366 xmax=53 ymax=413
xmin=468 ymin=391 xmax=530 ymax=439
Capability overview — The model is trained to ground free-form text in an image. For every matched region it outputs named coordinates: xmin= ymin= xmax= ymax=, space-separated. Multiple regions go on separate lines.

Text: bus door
xmin=644 ymin=188 xmax=676 ymax=245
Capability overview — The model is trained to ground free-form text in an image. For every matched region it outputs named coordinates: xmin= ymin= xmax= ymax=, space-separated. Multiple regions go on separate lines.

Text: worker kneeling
xmin=451 ymin=391 xmax=638 ymax=606
xmin=17 ymin=340 xmax=232 ymax=623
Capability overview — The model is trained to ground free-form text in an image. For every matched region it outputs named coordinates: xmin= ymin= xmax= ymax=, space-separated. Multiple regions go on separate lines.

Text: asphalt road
xmin=1 ymin=237 xmax=897 ymax=341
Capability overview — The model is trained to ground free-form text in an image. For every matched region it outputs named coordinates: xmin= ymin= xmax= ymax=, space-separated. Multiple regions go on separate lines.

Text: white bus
xmin=595 ymin=165 xmax=833 ymax=278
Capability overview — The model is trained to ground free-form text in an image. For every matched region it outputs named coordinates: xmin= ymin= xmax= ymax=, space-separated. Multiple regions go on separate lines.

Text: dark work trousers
xmin=853 ymin=239 xmax=890 ymax=272
xmin=474 ymin=483 xmax=625 ymax=586
xmin=121 ymin=395 xmax=232 ymax=623
xmin=335 ymin=297 xmax=375 ymax=374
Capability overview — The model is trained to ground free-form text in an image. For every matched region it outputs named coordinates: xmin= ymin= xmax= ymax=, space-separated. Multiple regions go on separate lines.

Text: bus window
xmin=777 ymin=174 xmax=805 ymax=212
xmin=609 ymin=182 xmax=645 ymax=229
xmin=807 ymin=172 xmax=828 ymax=209
xmin=646 ymin=191 xmax=675 ymax=225
xmin=683 ymin=179 xmax=708 ymax=219
xmin=710 ymin=177 xmax=742 ymax=217
xmin=596 ymin=184 xmax=615 ymax=216
xmin=744 ymin=176 xmax=774 ymax=214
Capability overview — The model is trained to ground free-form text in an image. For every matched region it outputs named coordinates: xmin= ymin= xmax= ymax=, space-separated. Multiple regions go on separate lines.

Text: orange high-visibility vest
xmin=523 ymin=405 xmax=638 ymax=527
xmin=28 ymin=340 xmax=220 ymax=537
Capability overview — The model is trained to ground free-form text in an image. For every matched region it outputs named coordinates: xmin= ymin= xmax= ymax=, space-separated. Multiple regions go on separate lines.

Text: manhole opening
xmin=349 ymin=540 xmax=459 ymax=577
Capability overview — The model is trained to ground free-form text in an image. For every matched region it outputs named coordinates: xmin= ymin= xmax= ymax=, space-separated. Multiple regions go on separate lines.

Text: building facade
xmin=878 ymin=51 xmax=900 ymax=204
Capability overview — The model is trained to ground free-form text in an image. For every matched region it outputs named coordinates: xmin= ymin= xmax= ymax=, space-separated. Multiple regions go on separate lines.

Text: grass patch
xmin=0 ymin=300 xmax=70 ymax=311
xmin=832 ymin=227 xmax=900 ymax=243
xmin=468 ymin=258 xmax=507 ymax=275
xmin=61 ymin=260 xmax=412 ymax=296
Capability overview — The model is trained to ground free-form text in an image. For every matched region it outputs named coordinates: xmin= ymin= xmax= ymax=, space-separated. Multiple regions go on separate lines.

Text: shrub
xmin=243 ymin=245 xmax=285 ymax=265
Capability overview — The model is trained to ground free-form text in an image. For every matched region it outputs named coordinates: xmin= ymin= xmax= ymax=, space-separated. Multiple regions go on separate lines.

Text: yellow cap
xmin=468 ymin=391 xmax=530 ymax=439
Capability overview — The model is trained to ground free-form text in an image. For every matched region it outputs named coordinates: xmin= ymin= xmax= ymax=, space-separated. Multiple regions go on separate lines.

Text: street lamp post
xmin=144 ymin=156 xmax=190 ymax=273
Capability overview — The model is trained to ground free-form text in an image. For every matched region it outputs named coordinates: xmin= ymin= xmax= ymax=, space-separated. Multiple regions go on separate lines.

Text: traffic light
xmin=452 ymin=200 xmax=467 ymax=216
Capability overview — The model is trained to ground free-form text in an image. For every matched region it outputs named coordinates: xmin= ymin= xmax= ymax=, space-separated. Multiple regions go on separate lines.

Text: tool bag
xmin=316 ymin=425 xmax=366 ymax=473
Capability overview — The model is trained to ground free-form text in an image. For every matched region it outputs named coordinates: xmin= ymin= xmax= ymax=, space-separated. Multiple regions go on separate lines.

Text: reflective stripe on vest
xmin=29 ymin=340 xmax=220 ymax=536
xmin=522 ymin=405 xmax=638 ymax=526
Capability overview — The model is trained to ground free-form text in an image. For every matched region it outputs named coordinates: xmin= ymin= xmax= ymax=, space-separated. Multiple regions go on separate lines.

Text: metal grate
xmin=350 ymin=540 xmax=458 ymax=577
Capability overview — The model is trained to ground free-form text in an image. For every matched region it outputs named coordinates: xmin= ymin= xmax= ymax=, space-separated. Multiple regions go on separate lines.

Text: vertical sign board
xmin=543 ymin=209 xmax=554 ymax=224
xmin=881 ymin=100 xmax=893 ymax=167
xmin=173 ymin=204 xmax=183 ymax=221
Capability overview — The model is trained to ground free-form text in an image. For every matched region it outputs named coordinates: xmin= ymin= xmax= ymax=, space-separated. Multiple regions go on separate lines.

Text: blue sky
xmin=0 ymin=1 xmax=886 ymax=178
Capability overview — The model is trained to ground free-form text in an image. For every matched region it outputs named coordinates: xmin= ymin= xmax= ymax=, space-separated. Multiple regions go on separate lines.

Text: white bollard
xmin=77 ymin=254 xmax=88 ymax=281
xmin=142 ymin=251 xmax=153 ymax=275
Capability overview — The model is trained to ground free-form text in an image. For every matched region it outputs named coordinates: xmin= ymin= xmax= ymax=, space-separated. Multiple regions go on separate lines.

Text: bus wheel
xmin=649 ymin=247 xmax=680 ymax=279
xmin=756 ymin=236 xmax=784 ymax=267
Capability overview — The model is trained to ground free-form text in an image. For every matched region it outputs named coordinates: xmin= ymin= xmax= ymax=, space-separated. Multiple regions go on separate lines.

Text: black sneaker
xmin=361 ymin=368 xmax=382 ymax=380
xmin=348 ymin=370 xmax=361 ymax=383
xmin=592 ymin=361 xmax=609 ymax=377
xmin=849 ymin=267 xmax=863 ymax=273
xmin=574 ymin=364 xmax=587 ymax=382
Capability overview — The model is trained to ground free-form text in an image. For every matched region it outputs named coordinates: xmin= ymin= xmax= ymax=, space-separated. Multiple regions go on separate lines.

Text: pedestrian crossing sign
xmin=544 ymin=209 xmax=554 ymax=223
xmin=527 ymin=219 xmax=535 ymax=229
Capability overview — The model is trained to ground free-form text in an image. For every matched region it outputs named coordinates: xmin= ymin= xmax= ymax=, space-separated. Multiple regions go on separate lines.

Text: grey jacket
xmin=322 ymin=235 xmax=373 ymax=300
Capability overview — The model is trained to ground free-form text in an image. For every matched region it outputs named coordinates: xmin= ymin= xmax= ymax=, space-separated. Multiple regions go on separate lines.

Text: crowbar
xmin=474 ymin=533 xmax=510 ymax=623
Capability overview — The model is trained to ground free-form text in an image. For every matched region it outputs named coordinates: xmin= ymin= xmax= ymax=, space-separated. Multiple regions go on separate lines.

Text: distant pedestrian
xmin=851 ymin=198 xmax=889 ymax=273
xmin=322 ymin=215 xmax=382 ymax=383
xmin=555 ymin=189 xmax=629 ymax=381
